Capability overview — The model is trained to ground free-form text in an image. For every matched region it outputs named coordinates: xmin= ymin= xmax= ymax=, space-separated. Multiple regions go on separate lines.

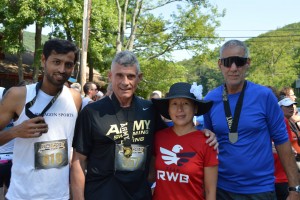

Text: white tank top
xmin=7 ymin=83 xmax=78 ymax=200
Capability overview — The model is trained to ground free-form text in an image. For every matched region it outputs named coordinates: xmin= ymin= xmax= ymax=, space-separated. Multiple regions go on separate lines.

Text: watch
xmin=288 ymin=185 xmax=300 ymax=193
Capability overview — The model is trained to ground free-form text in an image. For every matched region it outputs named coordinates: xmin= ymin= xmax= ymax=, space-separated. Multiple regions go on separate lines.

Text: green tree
xmin=247 ymin=23 xmax=300 ymax=88
xmin=114 ymin=0 xmax=224 ymax=60
xmin=137 ymin=58 xmax=187 ymax=98
xmin=0 ymin=0 xmax=36 ymax=82
xmin=179 ymin=49 xmax=223 ymax=95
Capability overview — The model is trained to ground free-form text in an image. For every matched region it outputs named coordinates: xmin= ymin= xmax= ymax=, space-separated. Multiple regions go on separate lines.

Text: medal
xmin=229 ymin=132 xmax=238 ymax=144
xmin=123 ymin=145 xmax=132 ymax=158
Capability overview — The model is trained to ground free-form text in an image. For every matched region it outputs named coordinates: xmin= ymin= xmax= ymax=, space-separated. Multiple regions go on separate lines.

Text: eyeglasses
xmin=220 ymin=56 xmax=248 ymax=68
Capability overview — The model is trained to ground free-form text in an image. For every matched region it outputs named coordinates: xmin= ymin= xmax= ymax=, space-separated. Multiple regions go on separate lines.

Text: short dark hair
xmin=43 ymin=38 xmax=79 ymax=63
xmin=83 ymin=82 xmax=95 ymax=94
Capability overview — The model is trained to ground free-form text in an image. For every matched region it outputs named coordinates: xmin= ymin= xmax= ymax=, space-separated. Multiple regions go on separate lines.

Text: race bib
xmin=115 ymin=144 xmax=148 ymax=171
xmin=34 ymin=139 xmax=68 ymax=169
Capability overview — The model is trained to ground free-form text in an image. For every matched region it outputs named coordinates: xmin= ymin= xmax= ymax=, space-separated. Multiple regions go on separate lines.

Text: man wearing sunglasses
xmin=203 ymin=40 xmax=300 ymax=199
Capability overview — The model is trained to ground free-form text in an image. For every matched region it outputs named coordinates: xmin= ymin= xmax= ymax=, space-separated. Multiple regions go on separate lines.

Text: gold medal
xmin=123 ymin=146 xmax=132 ymax=158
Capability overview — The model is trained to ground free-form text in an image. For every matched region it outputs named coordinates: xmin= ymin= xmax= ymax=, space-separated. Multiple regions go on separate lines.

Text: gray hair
xmin=70 ymin=82 xmax=82 ymax=92
xmin=219 ymin=40 xmax=250 ymax=58
xmin=111 ymin=51 xmax=141 ymax=73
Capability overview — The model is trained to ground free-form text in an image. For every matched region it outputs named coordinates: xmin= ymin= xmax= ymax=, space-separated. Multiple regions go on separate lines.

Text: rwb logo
xmin=160 ymin=145 xmax=196 ymax=166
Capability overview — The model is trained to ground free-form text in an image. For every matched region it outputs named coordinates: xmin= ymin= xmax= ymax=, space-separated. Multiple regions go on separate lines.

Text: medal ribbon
xmin=25 ymin=82 xmax=63 ymax=118
xmin=222 ymin=81 xmax=247 ymax=143
xmin=111 ymin=93 xmax=136 ymax=157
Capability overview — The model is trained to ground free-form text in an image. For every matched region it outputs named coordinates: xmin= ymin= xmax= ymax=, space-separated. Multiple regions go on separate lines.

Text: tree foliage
xmin=114 ymin=0 xmax=224 ymax=60
xmin=179 ymin=49 xmax=223 ymax=95
xmin=137 ymin=58 xmax=187 ymax=98
xmin=246 ymin=22 xmax=300 ymax=89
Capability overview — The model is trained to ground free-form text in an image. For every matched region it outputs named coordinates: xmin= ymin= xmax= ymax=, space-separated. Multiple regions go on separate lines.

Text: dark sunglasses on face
xmin=220 ymin=56 xmax=248 ymax=68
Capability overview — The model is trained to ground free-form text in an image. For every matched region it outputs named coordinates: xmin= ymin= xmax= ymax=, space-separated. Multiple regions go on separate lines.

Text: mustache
xmin=53 ymin=72 xmax=67 ymax=78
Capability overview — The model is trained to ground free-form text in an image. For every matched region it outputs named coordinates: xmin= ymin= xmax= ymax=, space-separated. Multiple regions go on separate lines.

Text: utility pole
xmin=80 ymin=0 xmax=92 ymax=88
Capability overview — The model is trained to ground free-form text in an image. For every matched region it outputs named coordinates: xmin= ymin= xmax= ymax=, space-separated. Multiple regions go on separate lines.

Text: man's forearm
xmin=276 ymin=141 xmax=299 ymax=186
xmin=71 ymin=152 xmax=86 ymax=200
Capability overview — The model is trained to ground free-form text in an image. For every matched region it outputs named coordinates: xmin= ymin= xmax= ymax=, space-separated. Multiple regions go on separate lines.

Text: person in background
xmin=0 ymin=38 xmax=82 ymax=200
xmin=71 ymin=51 xmax=218 ymax=200
xmin=65 ymin=77 xmax=77 ymax=88
xmin=193 ymin=115 xmax=204 ymax=130
xmin=276 ymin=97 xmax=299 ymax=200
xmin=0 ymin=86 xmax=8 ymax=198
xmin=104 ymin=82 xmax=113 ymax=97
xmin=0 ymin=87 xmax=6 ymax=98
xmin=0 ymin=81 xmax=26 ymax=198
xmin=95 ymin=91 xmax=104 ymax=101
xmin=81 ymin=82 xmax=98 ymax=110
xmin=280 ymin=87 xmax=300 ymax=128
xmin=151 ymin=82 xmax=218 ymax=200
xmin=71 ymin=82 xmax=82 ymax=93
xmin=150 ymin=91 xmax=162 ymax=99
xmin=204 ymin=39 xmax=300 ymax=199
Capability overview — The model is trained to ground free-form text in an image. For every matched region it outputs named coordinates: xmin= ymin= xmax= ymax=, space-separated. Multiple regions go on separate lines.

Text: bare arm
xmin=70 ymin=88 xmax=82 ymax=112
xmin=204 ymin=166 xmax=218 ymax=200
xmin=276 ymin=141 xmax=300 ymax=199
xmin=0 ymin=87 xmax=48 ymax=145
xmin=71 ymin=150 xmax=87 ymax=200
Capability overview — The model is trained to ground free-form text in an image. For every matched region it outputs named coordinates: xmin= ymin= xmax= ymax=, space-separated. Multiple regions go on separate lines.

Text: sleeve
xmin=203 ymin=143 xmax=219 ymax=167
xmin=203 ymin=93 xmax=213 ymax=131
xmin=72 ymin=107 xmax=93 ymax=156
xmin=266 ymin=90 xmax=289 ymax=145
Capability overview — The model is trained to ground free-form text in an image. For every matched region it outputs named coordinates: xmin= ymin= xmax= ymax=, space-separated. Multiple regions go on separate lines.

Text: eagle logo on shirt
xmin=160 ymin=145 xmax=196 ymax=166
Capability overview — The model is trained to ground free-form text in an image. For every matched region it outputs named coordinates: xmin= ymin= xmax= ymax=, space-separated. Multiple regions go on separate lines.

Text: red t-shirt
xmin=153 ymin=127 xmax=218 ymax=200
xmin=274 ymin=118 xmax=294 ymax=183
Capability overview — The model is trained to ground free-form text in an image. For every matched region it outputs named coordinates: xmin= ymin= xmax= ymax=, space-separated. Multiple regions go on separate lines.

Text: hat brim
xmin=152 ymin=96 xmax=213 ymax=120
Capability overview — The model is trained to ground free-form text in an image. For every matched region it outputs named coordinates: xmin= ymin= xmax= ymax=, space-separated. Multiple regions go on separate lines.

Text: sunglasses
xmin=220 ymin=56 xmax=248 ymax=68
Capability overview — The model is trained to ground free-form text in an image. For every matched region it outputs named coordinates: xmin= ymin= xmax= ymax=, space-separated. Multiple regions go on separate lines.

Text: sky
xmin=170 ymin=0 xmax=300 ymax=61
xmin=26 ymin=0 xmax=300 ymax=61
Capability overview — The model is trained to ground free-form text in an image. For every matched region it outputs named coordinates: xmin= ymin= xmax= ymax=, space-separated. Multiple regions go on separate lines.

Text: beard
xmin=44 ymin=65 xmax=69 ymax=87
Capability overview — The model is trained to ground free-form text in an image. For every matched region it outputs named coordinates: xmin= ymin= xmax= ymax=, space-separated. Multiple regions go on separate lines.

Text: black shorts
xmin=0 ymin=160 xmax=12 ymax=188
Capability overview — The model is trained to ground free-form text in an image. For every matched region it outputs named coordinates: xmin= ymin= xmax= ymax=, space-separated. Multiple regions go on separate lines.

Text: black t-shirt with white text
xmin=73 ymin=94 xmax=166 ymax=200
